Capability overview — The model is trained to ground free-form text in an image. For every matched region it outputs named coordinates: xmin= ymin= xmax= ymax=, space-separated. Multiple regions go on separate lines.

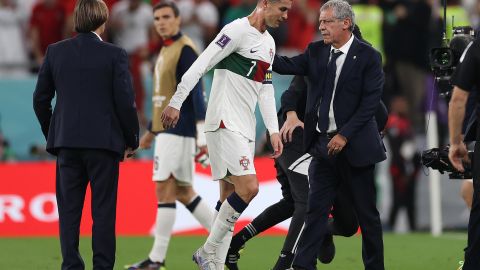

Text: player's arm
xmin=168 ymin=25 xmax=241 ymax=109
xmin=177 ymin=45 xmax=208 ymax=148
xmin=162 ymin=25 xmax=241 ymax=128
xmin=259 ymin=69 xmax=283 ymax=158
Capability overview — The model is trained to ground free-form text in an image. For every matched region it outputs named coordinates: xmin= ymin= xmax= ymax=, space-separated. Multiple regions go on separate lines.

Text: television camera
xmin=429 ymin=26 xmax=475 ymax=99
xmin=422 ymin=25 xmax=476 ymax=179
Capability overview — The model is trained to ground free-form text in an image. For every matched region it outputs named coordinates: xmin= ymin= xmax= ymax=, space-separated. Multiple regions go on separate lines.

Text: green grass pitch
xmin=0 ymin=233 xmax=467 ymax=269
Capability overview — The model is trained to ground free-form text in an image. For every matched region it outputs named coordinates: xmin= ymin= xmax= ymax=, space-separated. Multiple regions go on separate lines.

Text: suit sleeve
xmin=375 ymin=100 xmax=388 ymax=132
xmin=33 ymin=46 xmax=55 ymax=140
xmin=339 ymin=50 xmax=384 ymax=140
xmin=169 ymin=24 xmax=241 ymax=110
xmin=272 ymin=46 xmax=310 ymax=75
xmin=176 ymin=46 xmax=206 ymax=121
xmin=113 ymin=48 xmax=139 ymax=149
xmin=281 ymin=75 xmax=307 ymax=117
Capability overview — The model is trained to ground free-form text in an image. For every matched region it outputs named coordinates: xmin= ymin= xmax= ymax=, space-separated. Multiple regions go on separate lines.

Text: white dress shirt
xmin=91 ymin=31 xmax=103 ymax=41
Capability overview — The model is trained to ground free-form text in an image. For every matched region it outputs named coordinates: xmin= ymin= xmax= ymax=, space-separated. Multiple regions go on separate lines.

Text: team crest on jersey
xmin=269 ymin=48 xmax=274 ymax=60
xmin=239 ymin=156 xmax=250 ymax=170
xmin=263 ymin=70 xmax=272 ymax=84
xmin=215 ymin=34 xmax=231 ymax=49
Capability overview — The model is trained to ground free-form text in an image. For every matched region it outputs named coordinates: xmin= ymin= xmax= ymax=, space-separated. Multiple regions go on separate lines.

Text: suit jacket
xmin=273 ymin=37 xmax=386 ymax=167
xmin=33 ymin=32 xmax=139 ymax=156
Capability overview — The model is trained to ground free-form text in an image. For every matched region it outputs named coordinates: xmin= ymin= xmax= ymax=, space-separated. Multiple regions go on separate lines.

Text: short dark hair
xmin=153 ymin=1 xmax=180 ymax=17
xmin=74 ymin=0 xmax=109 ymax=33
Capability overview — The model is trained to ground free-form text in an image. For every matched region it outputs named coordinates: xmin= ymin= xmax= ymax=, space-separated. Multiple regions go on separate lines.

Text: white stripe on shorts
xmin=288 ymin=153 xmax=312 ymax=176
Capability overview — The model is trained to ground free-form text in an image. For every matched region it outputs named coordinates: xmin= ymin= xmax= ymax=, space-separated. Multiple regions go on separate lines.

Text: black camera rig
xmin=422 ymin=7 xmax=476 ymax=179
xmin=421 ymin=146 xmax=473 ymax=179
xmin=430 ymin=26 xmax=475 ymax=99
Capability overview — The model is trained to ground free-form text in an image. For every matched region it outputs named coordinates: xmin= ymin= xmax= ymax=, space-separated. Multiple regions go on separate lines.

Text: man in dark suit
xmin=225 ymin=74 xmax=388 ymax=270
xmin=33 ymin=1 xmax=139 ymax=269
xmin=273 ymin=0 xmax=386 ymax=269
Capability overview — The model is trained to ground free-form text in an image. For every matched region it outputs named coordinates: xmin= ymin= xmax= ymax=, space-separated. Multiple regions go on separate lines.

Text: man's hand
xmin=124 ymin=147 xmax=136 ymax=160
xmin=139 ymin=132 xmax=155 ymax=149
xmin=449 ymin=143 xmax=469 ymax=172
xmin=327 ymin=134 xmax=347 ymax=156
xmin=280 ymin=111 xmax=304 ymax=143
xmin=270 ymin=133 xmax=283 ymax=159
xmin=161 ymin=106 xmax=180 ymax=129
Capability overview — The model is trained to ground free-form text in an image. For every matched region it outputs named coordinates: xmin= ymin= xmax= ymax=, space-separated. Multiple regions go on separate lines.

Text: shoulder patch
xmin=215 ymin=34 xmax=231 ymax=49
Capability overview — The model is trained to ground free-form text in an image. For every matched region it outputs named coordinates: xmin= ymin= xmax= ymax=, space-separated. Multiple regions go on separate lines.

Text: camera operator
xmin=448 ymin=38 xmax=480 ymax=270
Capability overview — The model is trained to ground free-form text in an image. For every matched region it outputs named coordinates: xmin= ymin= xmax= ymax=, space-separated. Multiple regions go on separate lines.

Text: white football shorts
xmin=206 ymin=128 xmax=256 ymax=181
xmin=153 ymin=133 xmax=195 ymax=185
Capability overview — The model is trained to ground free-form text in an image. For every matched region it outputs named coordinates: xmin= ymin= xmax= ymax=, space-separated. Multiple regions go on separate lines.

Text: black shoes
xmin=124 ymin=258 xmax=166 ymax=270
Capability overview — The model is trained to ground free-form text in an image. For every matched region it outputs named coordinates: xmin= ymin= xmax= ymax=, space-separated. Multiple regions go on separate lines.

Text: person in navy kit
xmin=273 ymin=0 xmax=386 ymax=269
xmin=33 ymin=0 xmax=139 ymax=269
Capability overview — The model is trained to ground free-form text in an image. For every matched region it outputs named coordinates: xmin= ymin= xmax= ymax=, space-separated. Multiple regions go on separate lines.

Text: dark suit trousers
xmin=56 ymin=148 xmax=120 ymax=270
xmin=293 ymin=136 xmax=384 ymax=270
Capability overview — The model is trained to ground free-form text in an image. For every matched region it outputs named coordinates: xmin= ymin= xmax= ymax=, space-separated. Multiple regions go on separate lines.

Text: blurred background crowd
xmin=0 ymin=0 xmax=479 ymax=232
xmin=1 ymin=0 xmax=478 ymax=156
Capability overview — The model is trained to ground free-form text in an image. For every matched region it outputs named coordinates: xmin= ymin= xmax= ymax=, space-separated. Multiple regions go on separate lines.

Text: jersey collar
xmin=163 ymin=32 xmax=182 ymax=46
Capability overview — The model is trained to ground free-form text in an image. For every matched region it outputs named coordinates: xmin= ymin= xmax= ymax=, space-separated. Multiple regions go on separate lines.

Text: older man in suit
xmin=273 ymin=0 xmax=386 ymax=269
xmin=33 ymin=1 xmax=139 ymax=269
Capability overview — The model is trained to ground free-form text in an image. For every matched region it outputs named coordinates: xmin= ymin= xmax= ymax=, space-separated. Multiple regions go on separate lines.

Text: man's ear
xmin=343 ymin=18 xmax=352 ymax=31
xmin=262 ymin=0 xmax=269 ymax=8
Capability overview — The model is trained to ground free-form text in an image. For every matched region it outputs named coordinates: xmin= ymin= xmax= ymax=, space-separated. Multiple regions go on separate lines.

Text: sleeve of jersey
xmin=259 ymin=69 xmax=279 ymax=135
xmin=168 ymin=25 xmax=241 ymax=110
xmin=176 ymin=46 xmax=206 ymax=121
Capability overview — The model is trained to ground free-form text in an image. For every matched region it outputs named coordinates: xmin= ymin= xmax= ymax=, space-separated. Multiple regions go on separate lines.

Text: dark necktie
xmin=318 ymin=49 xmax=343 ymax=132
